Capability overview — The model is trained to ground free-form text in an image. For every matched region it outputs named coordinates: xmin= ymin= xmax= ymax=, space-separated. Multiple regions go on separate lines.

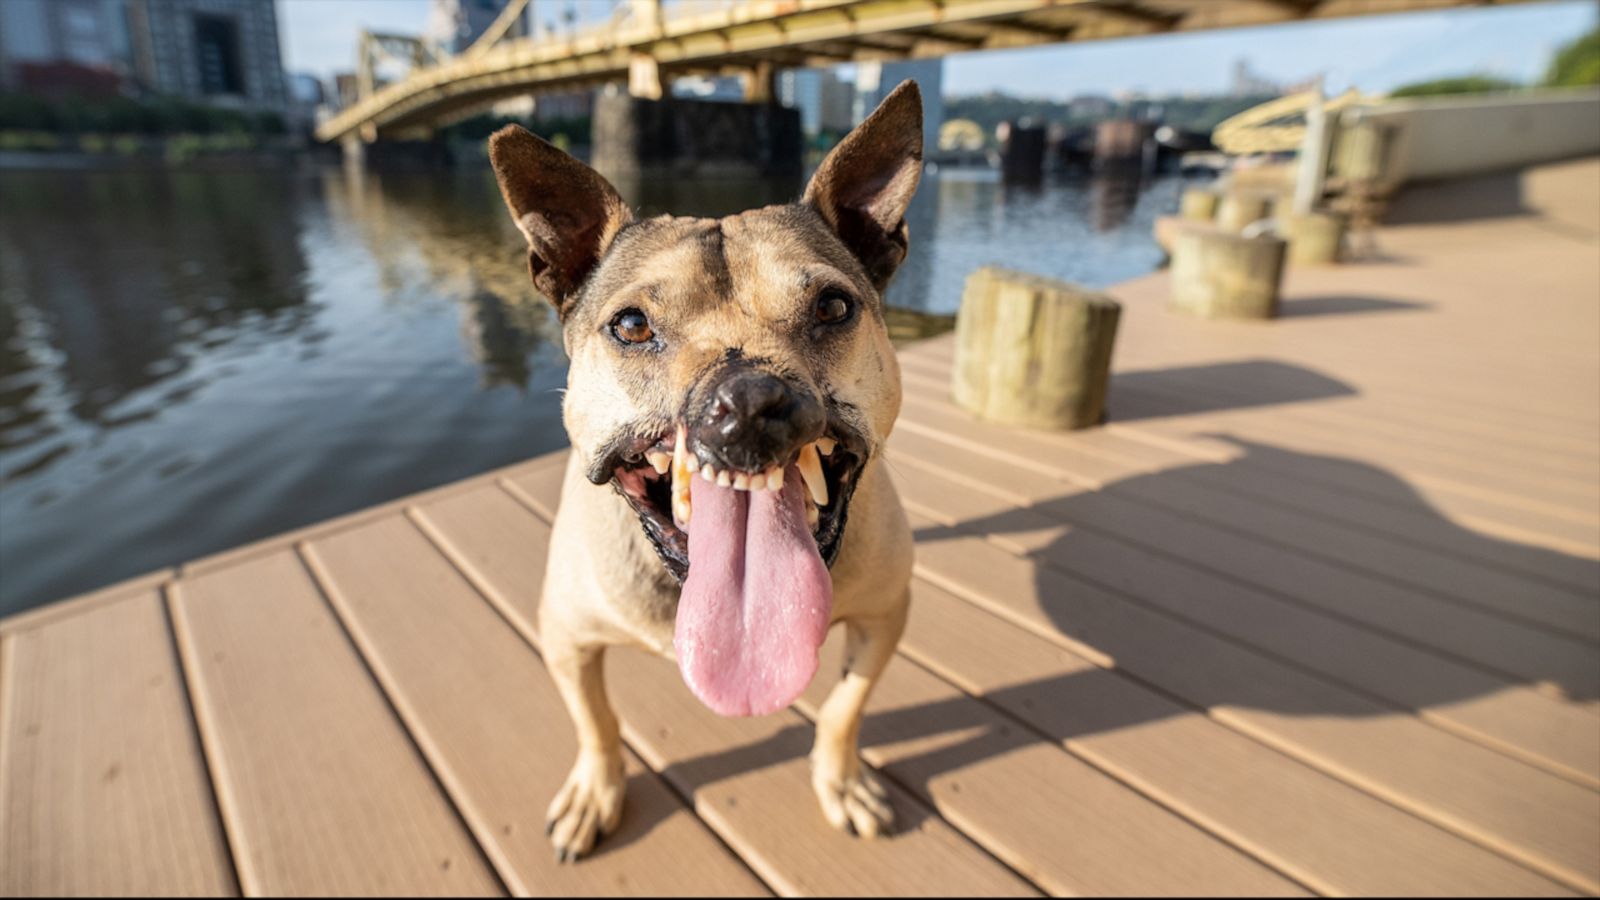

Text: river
xmin=0 ymin=162 xmax=1193 ymax=615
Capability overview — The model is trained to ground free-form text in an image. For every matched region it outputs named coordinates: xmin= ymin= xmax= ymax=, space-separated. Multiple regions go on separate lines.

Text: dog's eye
xmin=610 ymin=309 xmax=654 ymax=345
xmin=815 ymin=291 xmax=853 ymax=325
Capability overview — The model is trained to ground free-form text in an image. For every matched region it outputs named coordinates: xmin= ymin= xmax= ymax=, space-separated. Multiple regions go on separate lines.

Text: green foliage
xmin=0 ymin=92 xmax=284 ymax=136
xmin=1543 ymin=25 xmax=1600 ymax=87
xmin=1388 ymin=76 xmax=1520 ymax=99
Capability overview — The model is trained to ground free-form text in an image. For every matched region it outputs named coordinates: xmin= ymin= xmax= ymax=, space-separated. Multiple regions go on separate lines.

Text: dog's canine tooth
xmin=716 ymin=469 xmax=731 ymax=488
xmin=671 ymin=428 xmax=692 ymax=526
xmin=765 ymin=467 xmax=784 ymax=492
xmin=797 ymin=444 xmax=828 ymax=506
xmin=733 ymin=472 xmax=751 ymax=491
xmin=816 ymin=437 xmax=837 ymax=457
xmin=646 ymin=450 xmax=671 ymax=475
xmin=806 ymin=495 xmax=819 ymax=528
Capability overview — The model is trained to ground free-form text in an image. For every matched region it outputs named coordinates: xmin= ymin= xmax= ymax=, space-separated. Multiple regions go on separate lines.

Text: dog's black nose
xmin=697 ymin=370 xmax=824 ymax=472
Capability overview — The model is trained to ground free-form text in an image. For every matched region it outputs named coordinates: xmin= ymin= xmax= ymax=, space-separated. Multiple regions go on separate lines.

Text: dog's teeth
xmin=797 ymin=444 xmax=828 ymax=506
xmin=816 ymin=437 xmax=837 ymax=457
xmin=733 ymin=472 xmax=750 ymax=491
xmin=646 ymin=450 xmax=671 ymax=475
xmin=716 ymin=469 xmax=731 ymax=488
xmin=671 ymin=428 xmax=692 ymax=526
xmin=700 ymin=464 xmax=715 ymax=483
xmin=806 ymin=497 xmax=819 ymax=528
xmin=766 ymin=467 xmax=784 ymax=492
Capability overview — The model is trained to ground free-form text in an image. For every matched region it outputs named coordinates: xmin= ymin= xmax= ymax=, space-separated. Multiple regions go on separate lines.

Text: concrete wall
xmin=1344 ymin=89 xmax=1600 ymax=184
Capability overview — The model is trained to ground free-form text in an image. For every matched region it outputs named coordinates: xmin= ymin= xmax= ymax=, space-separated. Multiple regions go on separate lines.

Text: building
xmin=0 ymin=0 xmax=133 ymax=96
xmin=127 ymin=0 xmax=286 ymax=111
xmin=427 ymin=0 xmax=526 ymax=56
xmin=671 ymin=74 xmax=747 ymax=102
xmin=0 ymin=0 xmax=287 ymax=112
xmin=853 ymin=58 xmax=943 ymax=152
xmin=778 ymin=67 xmax=854 ymax=136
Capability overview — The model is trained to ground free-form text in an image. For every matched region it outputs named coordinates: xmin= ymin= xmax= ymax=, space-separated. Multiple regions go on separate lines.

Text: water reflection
xmin=0 ymin=164 xmax=1192 ymax=614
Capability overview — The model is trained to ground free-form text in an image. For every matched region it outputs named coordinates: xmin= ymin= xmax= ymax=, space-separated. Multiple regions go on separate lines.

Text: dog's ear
xmin=489 ymin=125 xmax=632 ymax=318
xmin=803 ymin=80 xmax=923 ymax=290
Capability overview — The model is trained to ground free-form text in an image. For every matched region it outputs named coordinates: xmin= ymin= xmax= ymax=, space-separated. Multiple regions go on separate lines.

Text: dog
xmin=488 ymin=81 xmax=922 ymax=862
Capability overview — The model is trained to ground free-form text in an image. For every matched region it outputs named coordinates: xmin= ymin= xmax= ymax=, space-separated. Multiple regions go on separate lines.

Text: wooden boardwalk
xmin=3 ymin=159 xmax=1597 ymax=896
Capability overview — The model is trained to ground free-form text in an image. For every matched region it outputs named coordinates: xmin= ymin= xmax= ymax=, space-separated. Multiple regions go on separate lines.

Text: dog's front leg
xmin=543 ymin=631 xmax=625 ymax=862
xmin=809 ymin=600 xmax=908 ymax=838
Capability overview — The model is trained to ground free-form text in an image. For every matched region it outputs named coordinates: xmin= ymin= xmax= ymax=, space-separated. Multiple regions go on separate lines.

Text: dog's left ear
xmin=489 ymin=124 xmax=632 ymax=318
xmin=803 ymin=80 xmax=923 ymax=290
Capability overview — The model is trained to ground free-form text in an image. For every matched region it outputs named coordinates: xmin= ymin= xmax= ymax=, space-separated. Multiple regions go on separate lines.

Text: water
xmin=0 ymin=162 xmax=1190 ymax=615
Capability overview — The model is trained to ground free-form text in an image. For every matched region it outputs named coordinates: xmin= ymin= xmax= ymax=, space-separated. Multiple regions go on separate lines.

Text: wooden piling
xmin=1216 ymin=192 xmax=1274 ymax=233
xmin=1170 ymin=228 xmax=1287 ymax=320
xmin=1286 ymin=211 xmax=1347 ymax=264
xmin=1181 ymin=188 xmax=1220 ymax=222
xmin=952 ymin=267 xmax=1121 ymax=430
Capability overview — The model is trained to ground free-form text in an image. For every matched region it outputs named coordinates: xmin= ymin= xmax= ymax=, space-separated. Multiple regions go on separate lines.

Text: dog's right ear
xmin=489 ymin=125 xmax=632 ymax=318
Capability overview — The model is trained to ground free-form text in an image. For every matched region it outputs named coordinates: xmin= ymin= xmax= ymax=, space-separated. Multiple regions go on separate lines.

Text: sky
xmin=276 ymin=0 xmax=1599 ymax=98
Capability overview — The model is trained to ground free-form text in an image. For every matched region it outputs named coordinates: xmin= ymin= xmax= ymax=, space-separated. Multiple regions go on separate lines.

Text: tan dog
xmin=489 ymin=81 xmax=922 ymax=862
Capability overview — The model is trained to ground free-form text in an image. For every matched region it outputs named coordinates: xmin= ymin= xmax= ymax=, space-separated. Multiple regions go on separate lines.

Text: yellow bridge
xmin=316 ymin=0 xmax=1538 ymax=145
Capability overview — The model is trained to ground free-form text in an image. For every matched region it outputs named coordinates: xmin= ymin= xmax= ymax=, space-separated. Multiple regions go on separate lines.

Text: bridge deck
xmin=3 ymin=159 xmax=1598 ymax=896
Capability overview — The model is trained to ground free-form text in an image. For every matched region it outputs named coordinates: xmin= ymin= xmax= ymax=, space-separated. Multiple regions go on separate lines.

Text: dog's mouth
xmin=609 ymin=425 xmax=863 ymax=583
xmin=606 ymin=424 xmax=865 ymax=717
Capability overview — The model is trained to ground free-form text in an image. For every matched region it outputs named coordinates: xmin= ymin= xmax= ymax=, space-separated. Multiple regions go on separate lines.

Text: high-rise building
xmin=0 ymin=0 xmax=287 ymax=112
xmin=853 ymin=58 xmax=943 ymax=152
xmin=779 ymin=67 xmax=854 ymax=136
xmin=128 ymin=0 xmax=287 ymax=111
xmin=0 ymin=0 xmax=133 ymax=95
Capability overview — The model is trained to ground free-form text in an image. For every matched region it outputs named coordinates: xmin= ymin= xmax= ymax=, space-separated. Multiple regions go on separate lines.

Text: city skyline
xmin=278 ymin=0 xmax=1597 ymax=98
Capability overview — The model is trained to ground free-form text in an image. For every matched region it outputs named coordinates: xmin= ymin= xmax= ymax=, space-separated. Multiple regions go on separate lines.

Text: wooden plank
xmin=436 ymin=472 xmax=1040 ymax=897
xmin=169 ymin=551 xmax=503 ymax=896
xmin=899 ymin=367 xmax=1600 ymax=643
xmin=0 ymin=568 xmax=175 ymax=636
xmin=0 ymin=590 xmax=236 ymax=896
xmin=793 ymin=633 xmax=1305 ymax=896
xmin=179 ymin=453 xmax=566 ymax=579
xmin=885 ymin=424 xmax=1600 ymax=713
xmin=895 ymin=578 xmax=1576 ymax=897
xmin=1063 ymin=425 xmax=1600 ymax=612
xmin=898 ymin=350 xmax=1600 ymax=536
xmin=902 ymin=508 xmax=1600 ymax=893
xmin=890 ymin=451 xmax=1600 ymax=785
xmin=898 ymin=358 xmax=1600 ymax=600
xmin=1107 ymin=418 xmax=1600 ymax=560
xmin=307 ymin=508 xmax=768 ymax=896
xmin=1100 ymin=354 xmax=1600 ymax=484
xmin=1111 ymin=379 xmax=1600 ymax=520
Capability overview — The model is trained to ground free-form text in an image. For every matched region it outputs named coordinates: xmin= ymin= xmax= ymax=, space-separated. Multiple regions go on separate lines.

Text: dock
xmin=3 ymin=158 xmax=1597 ymax=896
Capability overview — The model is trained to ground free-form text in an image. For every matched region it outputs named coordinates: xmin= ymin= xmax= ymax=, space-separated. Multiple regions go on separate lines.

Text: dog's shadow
xmin=655 ymin=435 xmax=1599 ymax=835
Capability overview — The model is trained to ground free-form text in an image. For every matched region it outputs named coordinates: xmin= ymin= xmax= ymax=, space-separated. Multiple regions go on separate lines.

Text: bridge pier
xmin=742 ymin=61 xmax=776 ymax=103
xmin=340 ymin=133 xmax=365 ymax=167
xmin=592 ymin=93 xmax=801 ymax=178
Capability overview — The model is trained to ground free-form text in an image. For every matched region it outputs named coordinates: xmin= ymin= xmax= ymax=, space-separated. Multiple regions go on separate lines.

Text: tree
xmin=1543 ymin=25 xmax=1600 ymax=88
xmin=1388 ymin=75 xmax=1520 ymax=99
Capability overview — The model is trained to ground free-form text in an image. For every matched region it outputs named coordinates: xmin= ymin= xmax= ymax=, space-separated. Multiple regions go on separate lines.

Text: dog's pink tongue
xmin=675 ymin=468 xmax=832 ymax=717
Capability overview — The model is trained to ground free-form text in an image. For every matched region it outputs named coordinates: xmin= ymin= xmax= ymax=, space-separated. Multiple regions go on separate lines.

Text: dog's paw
xmin=811 ymin=759 xmax=895 ymax=839
xmin=546 ymin=751 xmax=625 ymax=863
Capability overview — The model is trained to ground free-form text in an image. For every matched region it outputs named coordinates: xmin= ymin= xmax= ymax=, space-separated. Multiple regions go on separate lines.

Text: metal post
xmin=1294 ymin=85 xmax=1333 ymax=216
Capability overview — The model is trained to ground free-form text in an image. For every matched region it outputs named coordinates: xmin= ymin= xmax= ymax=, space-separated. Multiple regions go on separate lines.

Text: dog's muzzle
xmin=688 ymin=368 xmax=825 ymax=475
